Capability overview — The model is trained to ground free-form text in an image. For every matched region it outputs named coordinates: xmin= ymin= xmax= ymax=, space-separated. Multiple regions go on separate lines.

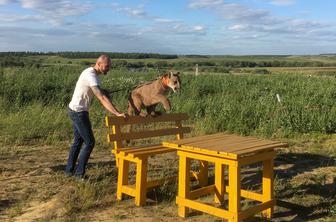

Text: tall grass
xmin=1 ymin=65 xmax=336 ymax=145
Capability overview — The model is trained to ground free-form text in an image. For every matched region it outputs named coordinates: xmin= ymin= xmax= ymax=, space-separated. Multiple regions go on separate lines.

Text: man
xmin=65 ymin=54 xmax=126 ymax=179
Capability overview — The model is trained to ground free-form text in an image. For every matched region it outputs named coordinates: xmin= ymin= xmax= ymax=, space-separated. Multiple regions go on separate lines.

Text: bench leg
xmin=178 ymin=154 xmax=191 ymax=218
xmin=262 ymin=158 xmax=274 ymax=218
xmin=117 ymin=158 xmax=129 ymax=200
xmin=229 ymin=164 xmax=241 ymax=222
xmin=214 ymin=162 xmax=225 ymax=204
xmin=198 ymin=160 xmax=208 ymax=187
xmin=135 ymin=157 xmax=148 ymax=206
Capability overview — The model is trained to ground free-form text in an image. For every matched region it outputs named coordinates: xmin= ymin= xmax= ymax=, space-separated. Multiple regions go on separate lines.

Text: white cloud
xmin=154 ymin=18 xmax=177 ymax=23
xmin=189 ymin=1 xmax=269 ymax=21
xmin=0 ymin=14 xmax=43 ymax=22
xmin=0 ymin=0 xmax=16 ymax=5
xmin=189 ymin=0 xmax=334 ymax=41
xmin=18 ymin=0 xmax=92 ymax=26
xmin=268 ymin=0 xmax=296 ymax=6
xmin=228 ymin=24 xmax=248 ymax=31
xmin=188 ymin=0 xmax=224 ymax=9
xmin=193 ymin=25 xmax=204 ymax=31
xmin=110 ymin=3 xmax=206 ymax=37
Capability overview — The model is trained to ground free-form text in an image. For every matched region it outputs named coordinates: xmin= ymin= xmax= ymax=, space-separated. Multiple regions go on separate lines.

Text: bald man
xmin=65 ymin=55 xmax=126 ymax=180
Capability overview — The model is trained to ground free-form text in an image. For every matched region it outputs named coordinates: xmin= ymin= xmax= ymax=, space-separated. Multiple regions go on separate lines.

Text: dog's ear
xmin=174 ymin=72 xmax=180 ymax=76
xmin=163 ymin=73 xmax=169 ymax=78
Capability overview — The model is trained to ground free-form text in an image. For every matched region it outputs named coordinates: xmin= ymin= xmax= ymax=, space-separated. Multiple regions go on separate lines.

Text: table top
xmin=162 ymin=133 xmax=288 ymax=159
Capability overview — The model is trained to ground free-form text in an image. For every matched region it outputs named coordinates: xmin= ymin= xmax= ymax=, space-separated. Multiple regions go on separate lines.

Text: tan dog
xmin=127 ymin=72 xmax=181 ymax=117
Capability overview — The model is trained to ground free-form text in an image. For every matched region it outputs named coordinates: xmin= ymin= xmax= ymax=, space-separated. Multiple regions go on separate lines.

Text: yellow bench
xmin=105 ymin=113 xmax=190 ymax=206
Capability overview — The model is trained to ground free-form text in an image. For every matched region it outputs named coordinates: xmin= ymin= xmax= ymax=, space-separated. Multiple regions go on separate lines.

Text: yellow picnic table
xmin=162 ymin=133 xmax=288 ymax=222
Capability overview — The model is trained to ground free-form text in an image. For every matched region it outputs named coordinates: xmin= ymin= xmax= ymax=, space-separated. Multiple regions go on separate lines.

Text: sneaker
xmin=64 ymin=171 xmax=73 ymax=177
xmin=74 ymin=174 xmax=87 ymax=182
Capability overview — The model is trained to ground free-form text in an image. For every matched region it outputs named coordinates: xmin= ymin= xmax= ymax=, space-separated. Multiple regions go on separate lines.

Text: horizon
xmin=1 ymin=0 xmax=336 ymax=55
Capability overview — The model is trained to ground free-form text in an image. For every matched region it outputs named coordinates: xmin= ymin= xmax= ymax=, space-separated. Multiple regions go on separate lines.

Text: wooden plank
xmin=147 ymin=176 xmax=177 ymax=188
xmin=178 ymin=155 xmax=191 ymax=217
xmin=130 ymin=147 xmax=175 ymax=157
xmin=185 ymin=139 xmax=282 ymax=153
xmin=220 ymin=141 xmax=287 ymax=153
xmin=166 ymin=133 xmax=231 ymax=146
xmin=214 ymin=162 xmax=225 ymax=204
xmin=135 ymin=158 xmax=148 ymax=206
xmin=229 ymin=164 xmax=241 ymax=218
xmin=175 ymin=120 xmax=184 ymax=140
xmin=180 ymin=135 xmax=259 ymax=148
xmin=239 ymin=199 xmax=275 ymax=220
xmin=108 ymin=127 xmax=191 ymax=141
xmin=239 ymin=150 xmax=276 ymax=165
xmin=181 ymin=137 xmax=262 ymax=153
xmin=121 ymin=185 xmax=136 ymax=197
xmin=118 ymin=144 xmax=163 ymax=154
xmin=164 ymin=133 xmax=287 ymax=156
xmin=176 ymin=196 xmax=235 ymax=220
xmin=180 ymin=140 xmax=286 ymax=156
xmin=233 ymin=143 xmax=287 ymax=156
xmin=262 ymin=158 xmax=274 ymax=218
xmin=189 ymin=185 xmax=215 ymax=200
xmin=177 ymin=150 xmax=238 ymax=164
xmin=105 ymin=113 xmax=189 ymax=126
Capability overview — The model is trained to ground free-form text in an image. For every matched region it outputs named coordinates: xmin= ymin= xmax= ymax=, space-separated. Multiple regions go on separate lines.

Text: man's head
xmin=95 ymin=54 xmax=111 ymax=75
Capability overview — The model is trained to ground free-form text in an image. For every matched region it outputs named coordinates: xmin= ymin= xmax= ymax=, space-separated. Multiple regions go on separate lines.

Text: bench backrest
xmin=105 ymin=113 xmax=190 ymax=152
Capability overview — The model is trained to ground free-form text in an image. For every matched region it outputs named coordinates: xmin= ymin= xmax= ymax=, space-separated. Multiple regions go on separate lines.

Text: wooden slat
xmin=181 ymin=137 xmax=262 ymax=152
xmin=189 ymin=185 xmax=215 ymax=200
xmin=117 ymin=144 xmax=162 ymax=154
xmin=176 ymin=196 xmax=235 ymax=220
xmin=233 ymin=143 xmax=288 ymax=156
xmin=147 ymin=176 xmax=177 ymax=188
xmin=129 ymin=147 xmax=175 ymax=157
xmin=108 ymin=127 xmax=191 ymax=141
xmin=105 ymin=113 xmax=189 ymax=126
xmin=239 ymin=199 xmax=275 ymax=220
xmin=165 ymin=133 xmax=287 ymax=156
xmin=167 ymin=133 xmax=230 ymax=146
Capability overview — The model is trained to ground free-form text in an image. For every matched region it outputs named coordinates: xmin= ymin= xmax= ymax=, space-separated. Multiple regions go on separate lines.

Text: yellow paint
xmin=117 ymin=158 xmax=129 ymax=200
xmin=262 ymin=159 xmax=274 ymax=218
xmin=135 ymin=158 xmax=148 ymax=206
xmin=177 ymin=155 xmax=191 ymax=217
xmin=214 ymin=162 xmax=225 ymax=204
xmin=176 ymin=196 xmax=235 ymax=220
xmin=198 ymin=160 xmax=208 ymax=187
xmin=229 ymin=164 xmax=241 ymax=222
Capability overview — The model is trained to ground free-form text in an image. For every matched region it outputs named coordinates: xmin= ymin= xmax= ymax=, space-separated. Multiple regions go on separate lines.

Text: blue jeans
xmin=65 ymin=108 xmax=95 ymax=176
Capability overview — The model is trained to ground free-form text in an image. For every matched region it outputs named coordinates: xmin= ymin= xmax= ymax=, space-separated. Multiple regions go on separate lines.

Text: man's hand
xmin=117 ymin=113 xmax=128 ymax=119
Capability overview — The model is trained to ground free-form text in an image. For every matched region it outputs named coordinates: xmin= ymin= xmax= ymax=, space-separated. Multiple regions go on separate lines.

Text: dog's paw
xmin=140 ymin=112 xmax=148 ymax=117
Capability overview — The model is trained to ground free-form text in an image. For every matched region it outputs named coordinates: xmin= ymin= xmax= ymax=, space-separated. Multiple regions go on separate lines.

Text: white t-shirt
xmin=69 ymin=67 xmax=101 ymax=112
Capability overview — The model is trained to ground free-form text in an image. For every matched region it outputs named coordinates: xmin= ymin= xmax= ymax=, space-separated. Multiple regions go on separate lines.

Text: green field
xmin=0 ymin=54 xmax=335 ymax=221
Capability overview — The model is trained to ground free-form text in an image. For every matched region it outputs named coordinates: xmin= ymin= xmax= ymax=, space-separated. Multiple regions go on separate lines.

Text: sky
xmin=0 ymin=0 xmax=335 ymax=55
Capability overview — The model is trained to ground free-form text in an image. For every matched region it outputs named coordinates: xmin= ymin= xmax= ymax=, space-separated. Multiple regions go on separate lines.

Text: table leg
xmin=117 ymin=158 xmax=129 ymax=200
xmin=178 ymin=154 xmax=191 ymax=217
xmin=229 ymin=164 xmax=241 ymax=222
xmin=262 ymin=158 xmax=274 ymax=218
xmin=215 ymin=162 xmax=225 ymax=204
xmin=199 ymin=160 xmax=208 ymax=187
xmin=135 ymin=158 xmax=148 ymax=206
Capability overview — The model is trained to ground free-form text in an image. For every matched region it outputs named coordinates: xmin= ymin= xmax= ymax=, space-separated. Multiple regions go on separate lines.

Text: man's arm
xmin=91 ymin=85 xmax=126 ymax=117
